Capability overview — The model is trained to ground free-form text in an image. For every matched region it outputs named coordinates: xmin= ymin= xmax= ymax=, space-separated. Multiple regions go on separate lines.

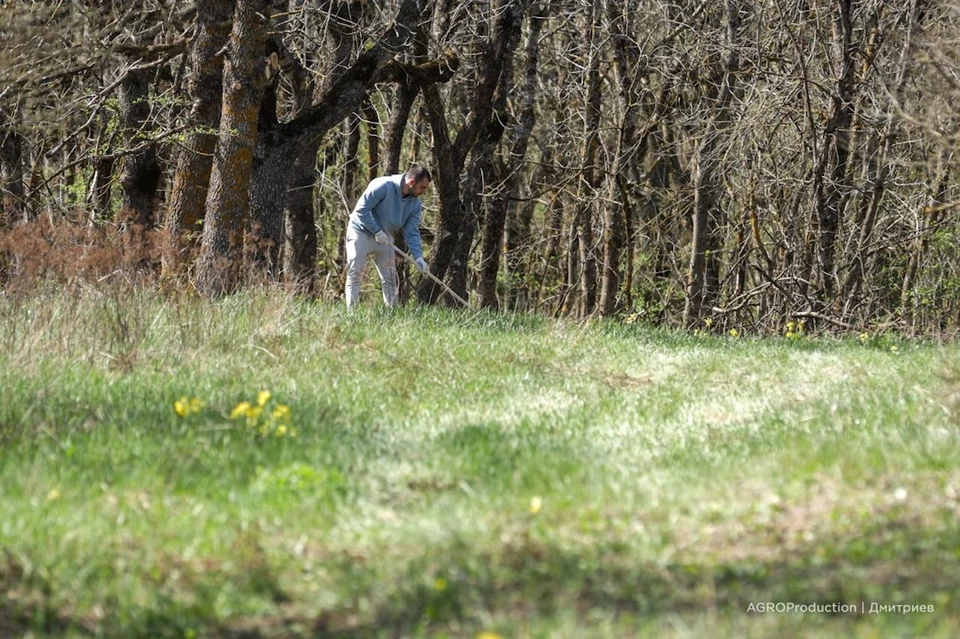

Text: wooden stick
xmin=392 ymin=245 xmax=470 ymax=308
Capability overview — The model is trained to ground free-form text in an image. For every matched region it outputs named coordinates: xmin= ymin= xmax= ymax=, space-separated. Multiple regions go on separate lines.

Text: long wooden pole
xmin=392 ymin=245 xmax=470 ymax=308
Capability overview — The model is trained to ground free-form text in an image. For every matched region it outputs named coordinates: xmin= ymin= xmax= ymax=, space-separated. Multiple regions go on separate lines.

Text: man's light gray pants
xmin=344 ymin=225 xmax=398 ymax=308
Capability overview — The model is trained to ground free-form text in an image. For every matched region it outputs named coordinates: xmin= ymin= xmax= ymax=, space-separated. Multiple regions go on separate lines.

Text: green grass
xmin=1 ymin=286 xmax=959 ymax=638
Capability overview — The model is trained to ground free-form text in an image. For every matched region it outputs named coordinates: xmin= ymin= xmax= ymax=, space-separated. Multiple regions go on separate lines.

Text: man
xmin=344 ymin=164 xmax=431 ymax=308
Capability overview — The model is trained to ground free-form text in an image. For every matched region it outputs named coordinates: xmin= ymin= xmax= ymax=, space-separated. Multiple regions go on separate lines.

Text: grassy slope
xmin=1 ymin=287 xmax=958 ymax=638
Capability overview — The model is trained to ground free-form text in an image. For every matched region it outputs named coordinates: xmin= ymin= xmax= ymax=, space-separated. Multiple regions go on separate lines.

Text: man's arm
xmin=351 ymin=181 xmax=388 ymax=233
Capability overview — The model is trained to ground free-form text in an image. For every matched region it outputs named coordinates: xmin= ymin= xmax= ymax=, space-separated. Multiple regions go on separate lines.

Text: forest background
xmin=1 ymin=0 xmax=959 ymax=335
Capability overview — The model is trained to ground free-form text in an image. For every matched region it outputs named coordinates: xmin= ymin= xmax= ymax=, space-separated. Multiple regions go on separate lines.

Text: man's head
xmin=403 ymin=164 xmax=432 ymax=197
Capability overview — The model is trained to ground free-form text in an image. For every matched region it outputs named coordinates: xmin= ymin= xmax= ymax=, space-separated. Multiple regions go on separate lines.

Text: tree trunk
xmin=283 ymin=138 xmax=321 ymax=293
xmin=338 ymin=114 xmax=362 ymax=288
xmin=195 ymin=0 xmax=271 ymax=298
xmin=89 ymin=155 xmax=114 ymax=224
xmin=598 ymin=0 xmax=637 ymax=317
xmin=117 ymin=67 xmax=162 ymax=230
xmin=478 ymin=5 xmax=545 ymax=310
xmin=575 ymin=0 xmax=603 ymax=317
xmin=383 ymin=81 xmax=420 ymax=174
xmin=362 ymin=98 xmax=380 ymax=183
xmin=417 ymin=85 xmax=465 ymax=304
xmin=456 ymin=132 xmax=496 ymax=301
xmin=0 ymin=127 xmax=25 ymax=229
xmin=811 ymin=0 xmax=856 ymax=306
xmin=163 ymin=0 xmax=233 ymax=277
xmin=683 ymin=0 xmax=742 ymax=328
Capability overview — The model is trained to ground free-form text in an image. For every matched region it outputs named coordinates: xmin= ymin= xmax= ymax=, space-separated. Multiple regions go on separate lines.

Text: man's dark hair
xmin=406 ymin=164 xmax=432 ymax=183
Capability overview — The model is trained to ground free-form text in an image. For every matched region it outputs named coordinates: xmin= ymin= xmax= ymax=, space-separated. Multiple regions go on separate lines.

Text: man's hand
xmin=415 ymin=257 xmax=429 ymax=275
xmin=374 ymin=230 xmax=391 ymax=246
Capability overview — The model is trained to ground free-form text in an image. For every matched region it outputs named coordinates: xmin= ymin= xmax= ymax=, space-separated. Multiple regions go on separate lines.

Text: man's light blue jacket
xmin=348 ymin=174 xmax=424 ymax=260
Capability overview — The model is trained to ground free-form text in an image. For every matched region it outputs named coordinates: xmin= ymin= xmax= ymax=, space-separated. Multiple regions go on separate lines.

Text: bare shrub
xmin=0 ymin=214 xmax=162 ymax=292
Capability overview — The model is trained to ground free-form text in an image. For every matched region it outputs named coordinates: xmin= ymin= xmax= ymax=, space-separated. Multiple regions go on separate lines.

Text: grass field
xmin=1 ymin=286 xmax=958 ymax=638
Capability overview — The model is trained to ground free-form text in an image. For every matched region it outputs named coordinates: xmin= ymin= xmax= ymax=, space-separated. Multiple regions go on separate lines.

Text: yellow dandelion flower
xmin=275 ymin=425 xmax=287 ymax=437
xmin=433 ymin=577 xmax=447 ymax=591
xmin=231 ymin=401 xmax=252 ymax=420
xmin=188 ymin=398 xmax=204 ymax=413
xmin=272 ymin=404 xmax=290 ymax=420
xmin=530 ymin=496 xmax=542 ymax=514
xmin=729 ymin=328 xmax=739 ymax=338
xmin=174 ymin=397 xmax=189 ymax=418
xmin=476 ymin=632 xmax=503 ymax=639
xmin=247 ymin=405 xmax=262 ymax=420
xmin=47 ymin=488 xmax=61 ymax=501
xmin=257 ymin=390 xmax=271 ymax=407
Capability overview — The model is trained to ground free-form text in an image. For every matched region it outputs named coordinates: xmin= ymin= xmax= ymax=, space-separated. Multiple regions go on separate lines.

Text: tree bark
xmin=163 ymin=0 xmax=234 ymax=277
xmin=362 ymin=98 xmax=380 ymax=183
xmin=283 ymin=137 xmax=321 ymax=293
xmin=383 ymin=81 xmax=420 ymax=174
xmin=117 ymin=67 xmax=162 ymax=230
xmin=195 ymin=0 xmax=272 ymax=298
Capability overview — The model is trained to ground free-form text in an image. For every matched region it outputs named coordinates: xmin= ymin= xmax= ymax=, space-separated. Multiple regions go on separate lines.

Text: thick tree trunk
xmin=283 ymin=138 xmax=322 ymax=293
xmin=117 ymin=68 xmax=162 ymax=230
xmin=116 ymin=67 xmax=162 ymax=267
xmin=163 ymin=0 xmax=233 ymax=277
xmin=474 ymin=160 xmax=503 ymax=309
xmin=195 ymin=0 xmax=271 ymax=298
xmin=455 ymin=133 xmax=497 ymax=301
xmin=336 ymin=114 xmax=361 ymax=287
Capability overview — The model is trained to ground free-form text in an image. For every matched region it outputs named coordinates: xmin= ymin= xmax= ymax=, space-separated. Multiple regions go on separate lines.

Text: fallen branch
xmin=792 ymin=310 xmax=856 ymax=331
